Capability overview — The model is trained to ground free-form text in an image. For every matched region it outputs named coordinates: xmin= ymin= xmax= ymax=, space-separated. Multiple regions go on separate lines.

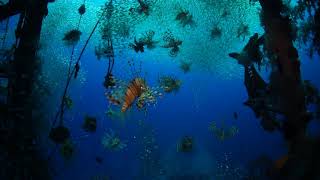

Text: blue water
xmin=1 ymin=0 xmax=320 ymax=179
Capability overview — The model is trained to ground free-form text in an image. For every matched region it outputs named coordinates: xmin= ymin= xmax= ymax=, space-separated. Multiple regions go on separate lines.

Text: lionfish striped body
xmin=121 ymin=78 xmax=146 ymax=112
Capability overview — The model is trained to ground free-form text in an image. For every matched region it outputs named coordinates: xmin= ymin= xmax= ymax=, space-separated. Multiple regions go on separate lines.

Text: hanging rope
xmin=103 ymin=37 xmax=116 ymax=89
xmin=67 ymin=0 xmax=87 ymax=78
xmin=106 ymin=38 xmax=115 ymax=74
xmin=103 ymin=0 xmax=115 ymax=88
xmin=53 ymin=2 xmax=86 ymax=128
xmin=51 ymin=1 xmax=111 ymax=129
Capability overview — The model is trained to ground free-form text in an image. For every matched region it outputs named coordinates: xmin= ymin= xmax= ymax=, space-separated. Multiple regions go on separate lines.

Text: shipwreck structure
xmin=0 ymin=0 xmax=319 ymax=179
xmin=0 ymin=0 xmax=53 ymax=179
xmin=237 ymin=0 xmax=320 ymax=179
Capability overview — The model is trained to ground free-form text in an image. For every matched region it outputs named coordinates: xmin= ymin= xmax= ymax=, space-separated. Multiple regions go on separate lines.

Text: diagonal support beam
xmin=0 ymin=0 xmax=25 ymax=21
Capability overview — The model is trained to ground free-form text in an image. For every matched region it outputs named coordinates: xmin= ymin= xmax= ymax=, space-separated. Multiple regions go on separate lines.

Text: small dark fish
xmin=233 ymin=112 xmax=238 ymax=120
xmin=132 ymin=38 xmax=144 ymax=53
xmin=137 ymin=0 xmax=149 ymax=15
xmin=128 ymin=37 xmax=145 ymax=53
xmin=134 ymin=44 xmax=144 ymax=52
xmin=95 ymin=156 xmax=103 ymax=164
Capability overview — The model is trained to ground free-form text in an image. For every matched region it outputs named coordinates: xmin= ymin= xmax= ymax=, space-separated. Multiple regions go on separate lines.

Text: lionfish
xmin=121 ymin=78 xmax=147 ymax=112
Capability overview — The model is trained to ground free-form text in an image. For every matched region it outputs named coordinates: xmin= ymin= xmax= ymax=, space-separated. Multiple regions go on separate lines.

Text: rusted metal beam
xmin=259 ymin=0 xmax=307 ymax=140
xmin=258 ymin=0 xmax=314 ymax=178
xmin=0 ymin=0 xmax=51 ymax=179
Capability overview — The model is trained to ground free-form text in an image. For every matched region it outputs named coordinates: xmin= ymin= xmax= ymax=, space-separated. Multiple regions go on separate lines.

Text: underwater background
xmin=1 ymin=0 xmax=320 ymax=179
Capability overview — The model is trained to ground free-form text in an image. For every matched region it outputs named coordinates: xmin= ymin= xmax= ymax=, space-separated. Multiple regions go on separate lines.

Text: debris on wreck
xmin=62 ymin=29 xmax=82 ymax=45
xmin=230 ymin=45 xmax=281 ymax=133
xmin=229 ymin=32 xmax=283 ymax=133
xmin=229 ymin=33 xmax=264 ymax=69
